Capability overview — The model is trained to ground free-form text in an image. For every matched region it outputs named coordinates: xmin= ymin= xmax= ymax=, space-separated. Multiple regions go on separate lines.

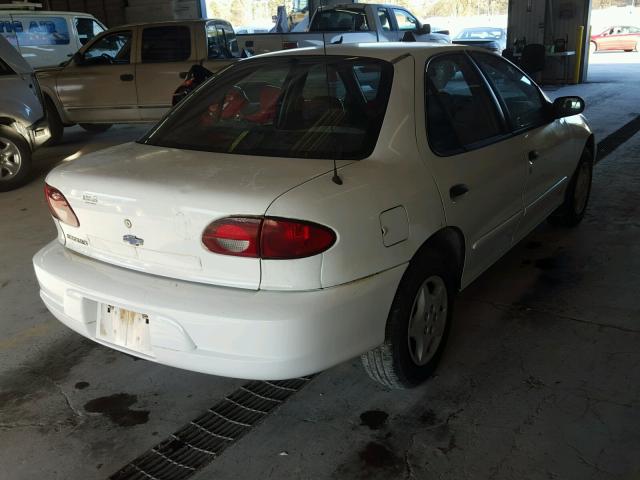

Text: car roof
xmin=461 ymin=26 xmax=505 ymax=31
xmin=253 ymin=42 xmax=472 ymax=62
xmin=0 ymin=10 xmax=96 ymax=16
xmin=318 ymin=3 xmax=412 ymax=10
xmin=114 ymin=18 xmax=229 ymax=29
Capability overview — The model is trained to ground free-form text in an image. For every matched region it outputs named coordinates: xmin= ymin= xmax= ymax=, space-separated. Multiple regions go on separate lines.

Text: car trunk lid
xmin=47 ymin=142 xmax=344 ymax=289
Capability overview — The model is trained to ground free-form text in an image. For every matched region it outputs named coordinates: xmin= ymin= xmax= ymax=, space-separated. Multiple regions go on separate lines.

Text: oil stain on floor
xmin=84 ymin=393 xmax=149 ymax=427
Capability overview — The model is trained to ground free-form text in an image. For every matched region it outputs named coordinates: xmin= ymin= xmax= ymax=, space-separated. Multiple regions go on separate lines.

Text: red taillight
xmin=202 ymin=217 xmax=261 ymax=257
xmin=201 ymin=217 xmax=336 ymax=259
xmin=282 ymin=41 xmax=299 ymax=50
xmin=44 ymin=183 xmax=80 ymax=227
xmin=261 ymin=218 xmax=336 ymax=259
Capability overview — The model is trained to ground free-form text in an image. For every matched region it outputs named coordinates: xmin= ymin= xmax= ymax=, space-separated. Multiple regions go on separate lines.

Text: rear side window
xmin=142 ymin=57 xmax=393 ymax=160
xmin=141 ymin=26 xmax=191 ymax=63
xmin=310 ymin=8 xmax=370 ymax=32
xmin=425 ymin=54 xmax=503 ymax=156
xmin=75 ymin=17 xmax=104 ymax=46
xmin=471 ymin=52 xmax=546 ymax=130
xmin=11 ymin=16 xmax=70 ymax=46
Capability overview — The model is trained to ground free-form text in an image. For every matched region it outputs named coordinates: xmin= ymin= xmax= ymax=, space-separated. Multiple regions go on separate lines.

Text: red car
xmin=591 ymin=25 xmax=640 ymax=52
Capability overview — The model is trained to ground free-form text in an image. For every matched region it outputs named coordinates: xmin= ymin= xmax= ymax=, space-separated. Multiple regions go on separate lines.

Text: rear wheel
xmin=79 ymin=123 xmax=112 ymax=134
xmin=361 ymin=249 xmax=455 ymax=389
xmin=589 ymin=42 xmax=597 ymax=54
xmin=44 ymin=97 xmax=64 ymax=146
xmin=0 ymin=126 xmax=32 ymax=192
xmin=548 ymin=149 xmax=593 ymax=227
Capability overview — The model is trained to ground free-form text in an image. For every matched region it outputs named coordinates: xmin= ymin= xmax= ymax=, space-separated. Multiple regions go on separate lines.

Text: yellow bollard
xmin=573 ymin=25 xmax=585 ymax=84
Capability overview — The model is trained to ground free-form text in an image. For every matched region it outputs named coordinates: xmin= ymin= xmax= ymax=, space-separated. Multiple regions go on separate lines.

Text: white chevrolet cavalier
xmin=33 ymin=44 xmax=594 ymax=389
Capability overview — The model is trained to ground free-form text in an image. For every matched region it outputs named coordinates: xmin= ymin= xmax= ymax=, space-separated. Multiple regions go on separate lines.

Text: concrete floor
xmin=1 ymin=53 xmax=639 ymax=480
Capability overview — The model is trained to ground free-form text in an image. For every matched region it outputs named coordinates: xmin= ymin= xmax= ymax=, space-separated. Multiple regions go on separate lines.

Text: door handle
xmin=449 ymin=184 xmax=469 ymax=200
xmin=528 ymin=150 xmax=540 ymax=162
xmin=179 ymin=71 xmax=188 ymax=79
xmin=120 ymin=73 xmax=134 ymax=82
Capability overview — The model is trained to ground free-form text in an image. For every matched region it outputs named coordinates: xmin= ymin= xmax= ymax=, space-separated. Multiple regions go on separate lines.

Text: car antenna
xmin=320 ymin=0 xmax=343 ymax=186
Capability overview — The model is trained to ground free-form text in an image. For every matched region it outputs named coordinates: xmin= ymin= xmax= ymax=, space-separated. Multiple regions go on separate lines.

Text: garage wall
xmin=507 ymin=0 xmax=592 ymax=82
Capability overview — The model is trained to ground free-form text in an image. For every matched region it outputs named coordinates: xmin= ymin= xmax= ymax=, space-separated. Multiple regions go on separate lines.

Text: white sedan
xmin=33 ymin=43 xmax=594 ymax=389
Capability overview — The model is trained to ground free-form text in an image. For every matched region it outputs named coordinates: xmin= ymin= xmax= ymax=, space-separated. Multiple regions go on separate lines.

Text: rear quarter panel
xmin=263 ymin=55 xmax=446 ymax=289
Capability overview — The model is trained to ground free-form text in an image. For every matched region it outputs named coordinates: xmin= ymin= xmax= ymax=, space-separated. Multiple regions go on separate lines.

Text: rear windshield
xmin=141 ymin=56 xmax=393 ymax=160
xmin=310 ymin=8 xmax=370 ymax=32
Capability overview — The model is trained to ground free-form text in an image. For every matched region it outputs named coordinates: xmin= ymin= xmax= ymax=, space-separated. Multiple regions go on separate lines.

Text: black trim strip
xmin=596 ymin=114 xmax=640 ymax=163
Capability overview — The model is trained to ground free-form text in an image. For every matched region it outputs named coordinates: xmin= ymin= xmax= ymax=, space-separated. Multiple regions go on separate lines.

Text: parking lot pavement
xmin=1 ymin=62 xmax=640 ymax=479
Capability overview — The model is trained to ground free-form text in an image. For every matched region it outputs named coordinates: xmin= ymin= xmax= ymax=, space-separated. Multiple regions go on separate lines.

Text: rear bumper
xmin=33 ymin=241 xmax=405 ymax=380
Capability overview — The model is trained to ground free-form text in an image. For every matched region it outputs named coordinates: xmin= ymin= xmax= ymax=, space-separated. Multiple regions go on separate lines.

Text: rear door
xmin=56 ymin=28 xmax=139 ymax=123
xmin=135 ymin=24 xmax=195 ymax=121
xmin=420 ymin=53 xmax=527 ymax=283
xmin=471 ymin=52 xmax=575 ymax=239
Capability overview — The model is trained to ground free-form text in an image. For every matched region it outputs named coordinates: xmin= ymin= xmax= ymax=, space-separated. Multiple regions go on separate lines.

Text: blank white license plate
xmin=97 ymin=304 xmax=153 ymax=355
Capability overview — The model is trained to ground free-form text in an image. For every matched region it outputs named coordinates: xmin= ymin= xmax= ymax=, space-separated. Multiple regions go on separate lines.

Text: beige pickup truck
xmin=36 ymin=19 xmax=239 ymax=143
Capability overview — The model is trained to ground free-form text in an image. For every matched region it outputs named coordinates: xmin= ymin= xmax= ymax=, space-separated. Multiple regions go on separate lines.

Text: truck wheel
xmin=79 ymin=123 xmax=112 ymax=134
xmin=361 ymin=249 xmax=455 ymax=389
xmin=0 ymin=126 xmax=32 ymax=192
xmin=45 ymin=97 xmax=64 ymax=145
xmin=548 ymin=149 xmax=593 ymax=227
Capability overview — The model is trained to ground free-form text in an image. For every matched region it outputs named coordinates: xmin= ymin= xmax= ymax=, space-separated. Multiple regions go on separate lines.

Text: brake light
xmin=44 ymin=183 xmax=79 ymax=227
xmin=202 ymin=217 xmax=261 ymax=257
xmin=202 ymin=217 xmax=336 ymax=259
xmin=282 ymin=41 xmax=298 ymax=50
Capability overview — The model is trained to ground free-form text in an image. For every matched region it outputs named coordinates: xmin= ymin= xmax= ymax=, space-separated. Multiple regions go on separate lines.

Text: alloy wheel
xmin=407 ymin=275 xmax=448 ymax=366
xmin=0 ymin=136 xmax=22 ymax=181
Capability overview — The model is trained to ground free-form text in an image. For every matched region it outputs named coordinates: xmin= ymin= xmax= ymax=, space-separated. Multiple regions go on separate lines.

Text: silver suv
xmin=0 ymin=35 xmax=50 ymax=191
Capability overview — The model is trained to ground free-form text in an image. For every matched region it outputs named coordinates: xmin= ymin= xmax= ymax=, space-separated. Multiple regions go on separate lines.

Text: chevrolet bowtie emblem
xmin=123 ymin=234 xmax=144 ymax=247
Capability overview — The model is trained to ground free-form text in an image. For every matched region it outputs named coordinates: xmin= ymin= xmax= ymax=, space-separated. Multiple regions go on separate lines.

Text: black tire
xmin=44 ymin=96 xmax=64 ymax=146
xmin=361 ymin=249 xmax=455 ymax=389
xmin=79 ymin=123 xmax=112 ymax=133
xmin=548 ymin=149 xmax=593 ymax=227
xmin=0 ymin=126 xmax=32 ymax=192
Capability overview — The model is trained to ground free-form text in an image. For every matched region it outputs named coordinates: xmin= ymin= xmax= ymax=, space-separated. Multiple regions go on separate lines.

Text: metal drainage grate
xmin=109 ymin=377 xmax=313 ymax=480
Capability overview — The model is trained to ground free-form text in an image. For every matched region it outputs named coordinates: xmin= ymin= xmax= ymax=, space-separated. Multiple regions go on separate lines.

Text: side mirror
xmin=552 ymin=96 xmax=585 ymax=118
xmin=72 ymin=51 xmax=85 ymax=65
xmin=418 ymin=23 xmax=431 ymax=35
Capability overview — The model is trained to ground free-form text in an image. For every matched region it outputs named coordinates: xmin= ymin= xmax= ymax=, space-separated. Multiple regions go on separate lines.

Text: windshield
xmin=455 ymin=28 xmax=504 ymax=40
xmin=141 ymin=56 xmax=393 ymax=160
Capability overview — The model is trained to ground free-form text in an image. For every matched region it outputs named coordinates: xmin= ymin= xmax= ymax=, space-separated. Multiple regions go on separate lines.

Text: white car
xmin=33 ymin=43 xmax=594 ymax=388
xmin=0 ymin=9 xmax=105 ymax=68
